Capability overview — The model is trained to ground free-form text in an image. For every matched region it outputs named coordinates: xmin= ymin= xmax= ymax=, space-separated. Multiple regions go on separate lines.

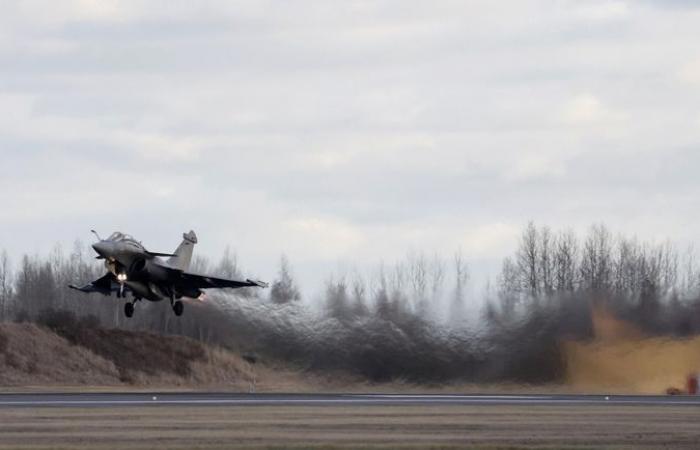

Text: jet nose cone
xmin=92 ymin=241 xmax=110 ymax=256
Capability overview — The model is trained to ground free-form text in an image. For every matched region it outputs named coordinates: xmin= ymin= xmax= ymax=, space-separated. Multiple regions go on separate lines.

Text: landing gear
xmin=124 ymin=297 xmax=140 ymax=318
xmin=169 ymin=291 xmax=184 ymax=317
xmin=124 ymin=302 xmax=134 ymax=318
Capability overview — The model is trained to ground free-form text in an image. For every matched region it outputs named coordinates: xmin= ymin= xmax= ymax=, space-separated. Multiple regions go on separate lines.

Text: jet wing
xmin=177 ymin=271 xmax=268 ymax=290
xmin=68 ymin=272 xmax=119 ymax=296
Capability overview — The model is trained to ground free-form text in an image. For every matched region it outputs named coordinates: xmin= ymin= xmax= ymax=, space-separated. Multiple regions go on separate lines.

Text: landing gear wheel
xmin=124 ymin=302 xmax=134 ymax=318
xmin=173 ymin=300 xmax=184 ymax=317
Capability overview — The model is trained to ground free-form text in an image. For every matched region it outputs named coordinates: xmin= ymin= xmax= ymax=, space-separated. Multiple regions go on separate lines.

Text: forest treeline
xmin=1 ymin=222 xmax=700 ymax=383
xmin=491 ymin=223 xmax=700 ymax=335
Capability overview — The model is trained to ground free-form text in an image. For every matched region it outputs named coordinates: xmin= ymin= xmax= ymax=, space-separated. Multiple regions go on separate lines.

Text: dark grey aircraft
xmin=69 ymin=230 xmax=267 ymax=318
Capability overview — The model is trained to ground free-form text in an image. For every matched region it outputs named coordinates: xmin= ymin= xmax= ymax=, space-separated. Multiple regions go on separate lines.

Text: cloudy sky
xmin=2 ymin=0 xmax=700 ymax=294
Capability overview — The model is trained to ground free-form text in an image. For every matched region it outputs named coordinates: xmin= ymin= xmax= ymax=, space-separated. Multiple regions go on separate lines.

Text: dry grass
xmin=0 ymin=323 xmax=121 ymax=385
xmin=0 ymin=404 xmax=698 ymax=449
xmin=0 ymin=323 xmax=289 ymax=391
xmin=3 ymin=319 xmax=700 ymax=396
xmin=1 ymin=322 xmax=554 ymax=394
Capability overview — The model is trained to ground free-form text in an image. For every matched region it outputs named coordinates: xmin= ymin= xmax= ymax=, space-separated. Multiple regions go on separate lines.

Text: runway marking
xmin=0 ymin=395 xmax=699 ymax=407
xmin=365 ymin=395 xmax=551 ymax=399
xmin=0 ymin=398 xmax=554 ymax=406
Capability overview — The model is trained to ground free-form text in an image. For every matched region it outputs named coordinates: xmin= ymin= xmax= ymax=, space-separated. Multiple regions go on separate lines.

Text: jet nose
xmin=92 ymin=241 xmax=110 ymax=257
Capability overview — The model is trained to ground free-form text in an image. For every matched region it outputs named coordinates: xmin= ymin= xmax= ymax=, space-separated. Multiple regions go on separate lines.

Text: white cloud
xmin=503 ymin=153 xmax=567 ymax=182
xmin=1 ymin=0 xmax=700 ymax=292
xmin=571 ymin=1 xmax=630 ymax=21
xmin=125 ymin=134 xmax=202 ymax=162
xmin=15 ymin=0 xmax=137 ymax=25
xmin=677 ymin=58 xmax=700 ymax=84
xmin=281 ymin=217 xmax=366 ymax=260
xmin=459 ymin=223 xmax=520 ymax=258
xmin=562 ymin=94 xmax=627 ymax=125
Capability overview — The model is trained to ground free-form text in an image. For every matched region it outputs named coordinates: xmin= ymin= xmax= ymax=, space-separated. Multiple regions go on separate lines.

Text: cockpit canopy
xmin=107 ymin=232 xmax=143 ymax=248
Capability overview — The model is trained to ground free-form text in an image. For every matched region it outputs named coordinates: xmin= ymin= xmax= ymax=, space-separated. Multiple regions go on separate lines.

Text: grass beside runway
xmin=0 ymin=404 xmax=699 ymax=449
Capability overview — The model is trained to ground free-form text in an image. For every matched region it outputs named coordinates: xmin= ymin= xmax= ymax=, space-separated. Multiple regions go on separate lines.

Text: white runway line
xmin=0 ymin=398 xmax=553 ymax=406
xmin=363 ymin=395 xmax=552 ymax=399
xmin=0 ymin=394 xmax=699 ymax=407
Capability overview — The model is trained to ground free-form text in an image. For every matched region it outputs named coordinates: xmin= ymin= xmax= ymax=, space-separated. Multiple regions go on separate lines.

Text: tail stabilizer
xmin=167 ymin=230 xmax=198 ymax=271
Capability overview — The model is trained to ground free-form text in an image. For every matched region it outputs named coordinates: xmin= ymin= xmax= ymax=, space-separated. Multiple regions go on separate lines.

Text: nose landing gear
xmin=124 ymin=301 xmax=134 ymax=318
xmin=115 ymin=273 xmax=128 ymax=298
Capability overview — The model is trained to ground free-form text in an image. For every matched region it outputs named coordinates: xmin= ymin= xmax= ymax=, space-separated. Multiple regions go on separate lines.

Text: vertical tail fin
xmin=167 ymin=230 xmax=198 ymax=271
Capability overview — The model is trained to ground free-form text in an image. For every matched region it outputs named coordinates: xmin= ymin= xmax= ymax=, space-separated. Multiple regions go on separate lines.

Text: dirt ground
xmin=0 ymin=404 xmax=698 ymax=449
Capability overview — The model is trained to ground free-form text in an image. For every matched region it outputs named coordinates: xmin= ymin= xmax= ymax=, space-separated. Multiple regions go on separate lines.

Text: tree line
xmin=2 ymin=222 xmax=700 ymax=383
xmin=491 ymin=222 xmax=700 ymax=335
xmin=0 ymin=242 xmax=302 ymax=333
xmin=0 ymin=241 xmax=472 ymax=331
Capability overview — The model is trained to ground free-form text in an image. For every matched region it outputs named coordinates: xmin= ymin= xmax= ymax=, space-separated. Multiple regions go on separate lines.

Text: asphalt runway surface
xmin=1 ymin=392 xmax=699 ymax=407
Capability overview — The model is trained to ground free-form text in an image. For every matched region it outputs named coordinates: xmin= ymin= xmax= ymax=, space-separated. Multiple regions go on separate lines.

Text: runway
xmin=0 ymin=393 xmax=698 ymax=449
xmin=0 ymin=392 xmax=698 ymax=408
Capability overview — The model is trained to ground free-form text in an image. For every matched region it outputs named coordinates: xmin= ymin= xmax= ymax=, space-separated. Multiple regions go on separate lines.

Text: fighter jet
xmin=69 ymin=230 xmax=267 ymax=318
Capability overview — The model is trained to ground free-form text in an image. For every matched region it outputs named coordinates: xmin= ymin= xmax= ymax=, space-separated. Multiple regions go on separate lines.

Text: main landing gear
xmin=173 ymin=300 xmax=184 ymax=317
xmin=170 ymin=292 xmax=184 ymax=317
xmin=122 ymin=294 xmax=184 ymax=319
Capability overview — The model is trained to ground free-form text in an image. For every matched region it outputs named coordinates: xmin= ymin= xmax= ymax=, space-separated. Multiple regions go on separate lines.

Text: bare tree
xmin=659 ymin=240 xmax=679 ymax=295
xmin=516 ymin=222 xmax=539 ymax=298
xmin=498 ymin=256 xmax=519 ymax=317
xmin=189 ymin=254 xmax=211 ymax=275
xmin=450 ymin=250 xmax=469 ymax=324
xmin=48 ymin=244 xmax=67 ymax=310
xmin=325 ymin=274 xmax=351 ymax=320
xmin=388 ymin=261 xmax=408 ymax=320
xmin=554 ymin=229 xmax=578 ymax=292
xmin=216 ymin=246 xmax=240 ymax=279
xmin=408 ymin=252 xmax=429 ymax=315
xmin=580 ymin=224 xmax=613 ymax=293
xmin=429 ymin=254 xmax=446 ymax=306
xmin=372 ymin=262 xmax=392 ymax=319
xmin=350 ymin=273 xmax=369 ymax=317
xmin=614 ymin=236 xmax=638 ymax=296
xmin=0 ymin=250 xmax=12 ymax=321
xmin=270 ymin=255 xmax=301 ymax=304
xmin=681 ymin=245 xmax=699 ymax=297
xmin=214 ymin=246 xmax=256 ymax=298
xmin=538 ymin=226 xmax=555 ymax=297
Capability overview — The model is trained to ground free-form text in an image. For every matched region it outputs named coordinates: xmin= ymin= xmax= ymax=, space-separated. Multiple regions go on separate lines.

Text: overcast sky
xmin=1 ymin=0 xmax=700 ymax=295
